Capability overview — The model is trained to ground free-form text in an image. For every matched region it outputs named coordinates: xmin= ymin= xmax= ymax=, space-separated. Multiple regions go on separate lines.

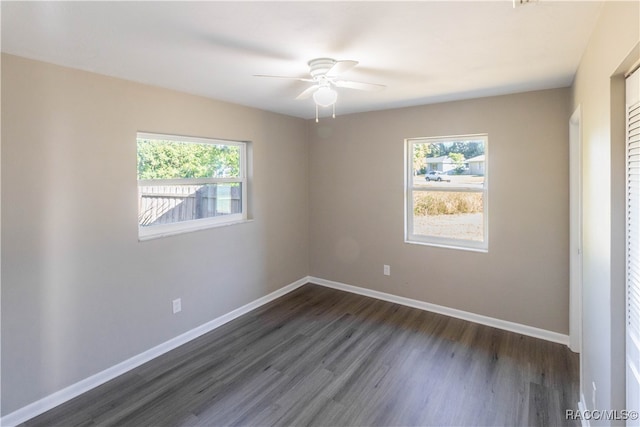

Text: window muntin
xmin=137 ymin=133 xmax=248 ymax=240
xmin=406 ymin=134 xmax=488 ymax=251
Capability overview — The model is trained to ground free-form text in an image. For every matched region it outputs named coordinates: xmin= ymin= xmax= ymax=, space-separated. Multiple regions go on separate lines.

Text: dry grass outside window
xmin=414 ymin=192 xmax=483 ymax=216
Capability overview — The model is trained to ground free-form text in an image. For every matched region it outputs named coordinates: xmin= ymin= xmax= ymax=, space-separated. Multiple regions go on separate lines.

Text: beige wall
xmin=309 ymin=88 xmax=571 ymax=334
xmin=0 ymin=54 xmax=309 ymax=415
xmin=571 ymin=0 xmax=640 ymax=415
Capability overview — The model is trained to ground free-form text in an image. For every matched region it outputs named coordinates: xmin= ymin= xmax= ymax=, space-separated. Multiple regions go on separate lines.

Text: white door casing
xmin=570 ymin=105 xmax=583 ymax=355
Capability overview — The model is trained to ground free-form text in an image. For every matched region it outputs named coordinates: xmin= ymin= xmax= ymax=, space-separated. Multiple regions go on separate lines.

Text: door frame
xmin=570 ymin=105 xmax=583 ymax=355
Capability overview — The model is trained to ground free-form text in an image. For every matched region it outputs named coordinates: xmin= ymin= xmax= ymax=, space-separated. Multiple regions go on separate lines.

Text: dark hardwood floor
xmin=22 ymin=284 xmax=579 ymax=426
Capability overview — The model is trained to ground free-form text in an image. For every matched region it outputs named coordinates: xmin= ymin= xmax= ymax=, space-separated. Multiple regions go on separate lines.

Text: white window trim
xmin=404 ymin=134 xmax=489 ymax=252
xmin=137 ymin=132 xmax=249 ymax=241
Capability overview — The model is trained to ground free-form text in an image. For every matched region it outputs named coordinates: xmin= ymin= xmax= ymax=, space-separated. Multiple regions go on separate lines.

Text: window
xmin=137 ymin=132 xmax=248 ymax=240
xmin=405 ymin=134 xmax=488 ymax=251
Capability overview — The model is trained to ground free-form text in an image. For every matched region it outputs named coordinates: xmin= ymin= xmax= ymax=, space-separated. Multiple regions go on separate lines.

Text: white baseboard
xmin=2 ymin=275 xmax=570 ymax=426
xmin=0 ymin=277 xmax=308 ymax=427
xmin=308 ymin=276 xmax=570 ymax=346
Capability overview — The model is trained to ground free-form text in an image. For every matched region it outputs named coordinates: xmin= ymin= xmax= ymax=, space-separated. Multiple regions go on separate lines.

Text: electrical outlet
xmin=172 ymin=298 xmax=182 ymax=314
xmin=384 ymin=265 xmax=390 ymax=276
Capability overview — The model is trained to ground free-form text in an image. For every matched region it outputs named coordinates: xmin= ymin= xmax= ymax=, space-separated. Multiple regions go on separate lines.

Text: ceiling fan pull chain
xmin=332 ymin=103 xmax=336 ymax=119
xmin=316 ymin=104 xmax=319 ymax=123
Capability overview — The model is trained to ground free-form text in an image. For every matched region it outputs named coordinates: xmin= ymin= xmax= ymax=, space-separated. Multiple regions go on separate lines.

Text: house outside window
xmin=467 ymin=154 xmax=486 ymax=175
xmin=405 ymin=134 xmax=488 ymax=251
xmin=137 ymin=132 xmax=248 ymax=240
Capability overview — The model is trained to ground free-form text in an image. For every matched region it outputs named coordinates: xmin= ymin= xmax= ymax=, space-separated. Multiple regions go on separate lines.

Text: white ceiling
xmin=1 ymin=1 xmax=604 ymax=120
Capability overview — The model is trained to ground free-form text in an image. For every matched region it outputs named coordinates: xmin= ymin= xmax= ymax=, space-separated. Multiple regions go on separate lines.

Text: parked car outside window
xmin=425 ymin=171 xmax=446 ymax=181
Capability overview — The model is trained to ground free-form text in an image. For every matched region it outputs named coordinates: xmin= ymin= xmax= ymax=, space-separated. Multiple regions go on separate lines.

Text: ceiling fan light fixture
xmin=313 ymin=86 xmax=338 ymax=107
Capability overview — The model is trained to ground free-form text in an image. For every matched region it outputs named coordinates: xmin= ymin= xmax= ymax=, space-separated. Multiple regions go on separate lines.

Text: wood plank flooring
xmin=22 ymin=284 xmax=579 ymax=426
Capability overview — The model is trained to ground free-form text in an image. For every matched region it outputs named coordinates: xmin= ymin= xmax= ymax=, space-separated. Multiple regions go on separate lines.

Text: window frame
xmin=137 ymin=132 xmax=249 ymax=241
xmin=404 ymin=134 xmax=489 ymax=252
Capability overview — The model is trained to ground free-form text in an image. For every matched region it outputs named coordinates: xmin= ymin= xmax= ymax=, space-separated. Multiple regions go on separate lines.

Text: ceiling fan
xmin=255 ymin=58 xmax=386 ymax=122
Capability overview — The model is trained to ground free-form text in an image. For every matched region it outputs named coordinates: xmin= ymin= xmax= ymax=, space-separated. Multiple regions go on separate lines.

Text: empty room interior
xmin=2 ymin=1 xmax=640 ymax=426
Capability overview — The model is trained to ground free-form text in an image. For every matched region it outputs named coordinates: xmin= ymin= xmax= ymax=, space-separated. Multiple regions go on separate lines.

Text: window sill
xmin=138 ymin=218 xmax=253 ymax=242
xmin=405 ymin=238 xmax=488 ymax=253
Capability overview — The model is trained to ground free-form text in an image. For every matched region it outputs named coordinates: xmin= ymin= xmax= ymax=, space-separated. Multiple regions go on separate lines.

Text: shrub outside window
xmin=405 ymin=134 xmax=488 ymax=251
xmin=137 ymin=132 xmax=248 ymax=240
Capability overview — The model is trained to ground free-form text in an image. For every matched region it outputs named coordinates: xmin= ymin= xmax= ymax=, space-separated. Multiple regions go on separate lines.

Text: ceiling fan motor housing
xmin=308 ymin=58 xmax=337 ymax=80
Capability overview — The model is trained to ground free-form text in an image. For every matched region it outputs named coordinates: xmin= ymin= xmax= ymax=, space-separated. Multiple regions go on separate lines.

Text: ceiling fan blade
xmin=327 ymin=60 xmax=358 ymax=77
xmin=295 ymin=85 xmax=319 ymax=100
xmin=333 ymin=80 xmax=386 ymax=91
xmin=253 ymin=74 xmax=314 ymax=83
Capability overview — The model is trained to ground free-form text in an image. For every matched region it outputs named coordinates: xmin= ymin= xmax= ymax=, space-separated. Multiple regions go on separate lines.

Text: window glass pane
xmin=412 ymin=191 xmax=484 ymax=242
xmin=138 ymin=183 xmax=242 ymax=228
xmin=411 ymin=140 xmax=485 ymax=188
xmin=137 ymin=138 xmax=241 ymax=179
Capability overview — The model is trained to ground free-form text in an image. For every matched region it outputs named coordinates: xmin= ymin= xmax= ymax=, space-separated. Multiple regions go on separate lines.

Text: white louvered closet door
xmin=627 ymin=66 xmax=640 ymax=415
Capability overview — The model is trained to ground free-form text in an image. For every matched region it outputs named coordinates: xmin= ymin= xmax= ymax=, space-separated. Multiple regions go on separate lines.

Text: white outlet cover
xmin=172 ymin=298 xmax=182 ymax=314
